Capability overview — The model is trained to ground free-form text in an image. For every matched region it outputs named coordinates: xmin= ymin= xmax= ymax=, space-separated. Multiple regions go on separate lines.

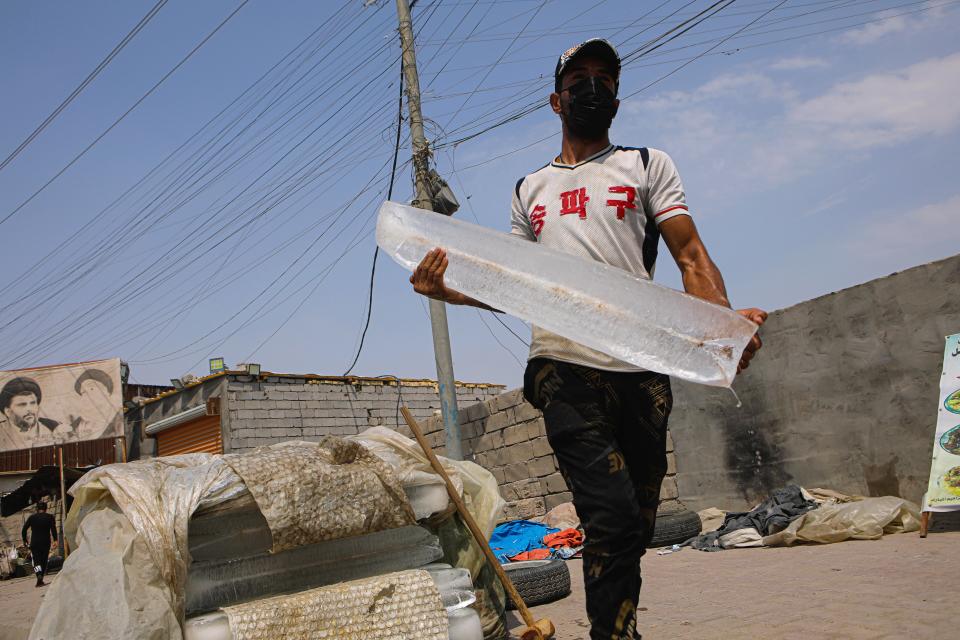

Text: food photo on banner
xmin=924 ymin=333 xmax=960 ymax=511
xmin=0 ymin=358 xmax=124 ymax=453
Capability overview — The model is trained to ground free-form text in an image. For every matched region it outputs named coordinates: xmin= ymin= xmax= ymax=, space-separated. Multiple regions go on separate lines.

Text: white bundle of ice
xmin=376 ymin=201 xmax=757 ymax=387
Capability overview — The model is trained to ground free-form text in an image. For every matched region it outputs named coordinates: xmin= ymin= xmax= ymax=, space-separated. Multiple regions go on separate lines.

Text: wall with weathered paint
xmin=670 ymin=254 xmax=960 ymax=511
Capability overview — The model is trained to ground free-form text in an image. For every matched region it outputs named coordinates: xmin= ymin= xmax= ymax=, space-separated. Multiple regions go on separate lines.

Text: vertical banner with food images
xmin=925 ymin=333 xmax=960 ymax=511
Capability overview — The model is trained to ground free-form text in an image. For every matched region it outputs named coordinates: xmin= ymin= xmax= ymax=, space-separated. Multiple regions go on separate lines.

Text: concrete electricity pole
xmin=395 ymin=0 xmax=462 ymax=460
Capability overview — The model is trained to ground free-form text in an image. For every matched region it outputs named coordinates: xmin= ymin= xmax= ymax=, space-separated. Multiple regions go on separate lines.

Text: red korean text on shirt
xmin=529 ymin=205 xmax=547 ymax=236
xmin=606 ymin=186 xmax=636 ymax=220
xmin=559 ymin=187 xmax=589 ymax=219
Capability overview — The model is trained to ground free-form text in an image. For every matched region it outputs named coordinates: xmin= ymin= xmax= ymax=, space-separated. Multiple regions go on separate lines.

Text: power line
xmin=5 ymin=2 xmax=430 ymax=369
xmin=0 ymin=0 xmax=251 ymax=228
xmin=8 ymin=0 xmax=930 ymax=376
xmin=490 ymin=311 xmax=530 ymax=348
xmin=430 ymin=0 xmax=920 ymax=152
xmin=0 ymin=2 xmax=399 ymax=371
xmin=0 ymin=2 xmax=396 ymax=344
xmin=341 ymin=0 xmax=451 ymax=376
xmin=0 ymin=0 xmax=170 ymax=173
xmin=445 ymin=148 xmax=531 ymax=355
xmin=440 ymin=0 xmax=550 ymax=130
xmin=476 ymin=309 xmax=525 ymax=366
xmin=431 ymin=0 xmax=737 ymax=149
xmin=343 ymin=62 xmax=405 ymax=376
xmin=0 ymin=20 xmax=400 ymax=353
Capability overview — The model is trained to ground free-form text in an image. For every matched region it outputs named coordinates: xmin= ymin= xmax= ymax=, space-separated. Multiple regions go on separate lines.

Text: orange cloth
xmin=509 ymin=548 xmax=552 ymax=562
xmin=544 ymin=528 xmax=584 ymax=549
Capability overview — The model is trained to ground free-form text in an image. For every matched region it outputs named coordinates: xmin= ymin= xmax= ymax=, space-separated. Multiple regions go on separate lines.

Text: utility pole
xmin=395 ymin=0 xmax=462 ymax=460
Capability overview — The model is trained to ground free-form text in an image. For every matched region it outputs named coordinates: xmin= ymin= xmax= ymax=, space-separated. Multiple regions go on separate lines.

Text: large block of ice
xmin=185 ymin=525 xmax=444 ymax=614
xmin=189 ymin=498 xmax=272 ymax=562
xmin=187 ymin=483 xmax=449 ymax=564
xmin=376 ymin=201 xmax=756 ymax=387
xmin=184 ymin=567 xmax=483 ymax=640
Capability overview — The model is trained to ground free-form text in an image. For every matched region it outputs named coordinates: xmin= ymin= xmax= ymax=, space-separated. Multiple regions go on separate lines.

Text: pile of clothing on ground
xmin=682 ymin=485 xmax=920 ymax=552
xmin=489 ymin=502 xmax=583 ymax=562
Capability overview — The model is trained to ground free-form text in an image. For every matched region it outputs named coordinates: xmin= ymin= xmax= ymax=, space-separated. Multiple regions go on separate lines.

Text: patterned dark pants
xmin=523 ymin=358 xmax=673 ymax=640
xmin=31 ymin=544 xmax=50 ymax=585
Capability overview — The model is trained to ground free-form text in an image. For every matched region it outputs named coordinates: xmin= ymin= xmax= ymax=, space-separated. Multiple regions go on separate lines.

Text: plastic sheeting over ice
xmin=29 ymin=432 xmax=504 ymax=639
xmin=32 ymin=500 xmax=181 ymax=640
xmin=224 ymin=438 xmax=414 ymax=552
xmin=376 ymin=200 xmax=757 ymax=387
xmin=31 ymin=453 xmax=240 ymax=639
xmin=350 ymin=426 xmax=505 ymax=540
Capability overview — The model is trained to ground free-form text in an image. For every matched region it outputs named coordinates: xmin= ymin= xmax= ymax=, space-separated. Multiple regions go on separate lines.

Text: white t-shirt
xmin=510 ymin=144 xmax=691 ymax=371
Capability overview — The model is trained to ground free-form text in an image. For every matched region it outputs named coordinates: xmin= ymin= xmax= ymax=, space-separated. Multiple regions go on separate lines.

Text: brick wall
xmin=403 ymin=388 xmax=681 ymax=522
xmin=224 ymin=375 xmax=505 ymax=453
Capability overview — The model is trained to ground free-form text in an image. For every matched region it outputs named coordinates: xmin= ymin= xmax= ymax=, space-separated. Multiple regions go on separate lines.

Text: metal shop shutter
xmin=156 ymin=414 xmax=222 ymax=457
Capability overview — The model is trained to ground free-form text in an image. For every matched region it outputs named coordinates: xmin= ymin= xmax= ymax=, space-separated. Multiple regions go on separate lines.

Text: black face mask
xmin=563 ymin=76 xmax=618 ymax=139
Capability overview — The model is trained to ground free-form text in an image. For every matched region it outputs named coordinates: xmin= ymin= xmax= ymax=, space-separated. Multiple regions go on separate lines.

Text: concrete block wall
xmin=668 ymin=254 xmax=960 ymax=512
xmin=225 ymin=376 xmax=505 ymax=453
xmin=404 ymin=388 xmax=681 ymax=522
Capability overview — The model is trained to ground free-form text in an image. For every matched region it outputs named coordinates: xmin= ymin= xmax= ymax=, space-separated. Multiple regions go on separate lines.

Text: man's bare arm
xmin=660 ymin=215 xmax=767 ymax=372
xmin=409 ymin=248 xmax=498 ymax=311
xmin=660 ymin=215 xmax=730 ymax=307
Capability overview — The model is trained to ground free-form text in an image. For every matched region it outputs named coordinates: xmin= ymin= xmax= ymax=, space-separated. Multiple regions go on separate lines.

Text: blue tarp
xmin=489 ymin=520 xmax=559 ymax=563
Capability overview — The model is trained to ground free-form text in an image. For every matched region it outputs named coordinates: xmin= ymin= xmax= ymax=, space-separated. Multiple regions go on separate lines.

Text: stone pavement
xmin=511 ymin=521 xmax=959 ymax=640
xmin=2 ymin=522 xmax=956 ymax=639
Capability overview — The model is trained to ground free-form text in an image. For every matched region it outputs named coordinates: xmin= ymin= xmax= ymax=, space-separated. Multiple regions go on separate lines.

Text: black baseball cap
xmin=554 ymin=38 xmax=621 ymax=92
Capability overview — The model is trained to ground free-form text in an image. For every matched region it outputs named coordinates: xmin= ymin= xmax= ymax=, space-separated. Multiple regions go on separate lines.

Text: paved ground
xmin=0 ymin=575 xmax=49 ymax=640
xmin=509 ymin=515 xmax=960 ymax=640
xmin=3 ymin=517 xmax=956 ymax=639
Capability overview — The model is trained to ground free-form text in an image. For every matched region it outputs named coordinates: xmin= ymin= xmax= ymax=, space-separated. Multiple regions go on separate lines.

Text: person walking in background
xmin=22 ymin=502 xmax=57 ymax=587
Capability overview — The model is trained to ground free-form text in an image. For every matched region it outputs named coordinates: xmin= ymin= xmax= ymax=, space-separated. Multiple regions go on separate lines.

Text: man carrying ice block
xmin=411 ymin=38 xmax=766 ymax=639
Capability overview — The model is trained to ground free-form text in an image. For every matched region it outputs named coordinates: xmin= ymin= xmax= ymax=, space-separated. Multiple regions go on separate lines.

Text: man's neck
xmin=558 ymin=131 xmax=611 ymax=165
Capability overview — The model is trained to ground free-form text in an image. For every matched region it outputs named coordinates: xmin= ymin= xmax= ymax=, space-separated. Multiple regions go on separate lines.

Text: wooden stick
xmin=57 ymin=446 xmax=69 ymax=558
xmin=401 ymin=406 xmax=552 ymax=638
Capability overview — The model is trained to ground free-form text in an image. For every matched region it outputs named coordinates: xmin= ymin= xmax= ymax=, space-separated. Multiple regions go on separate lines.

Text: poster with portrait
xmin=0 ymin=358 xmax=124 ymax=453
xmin=924 ymin=333 xmax=960 ymax=512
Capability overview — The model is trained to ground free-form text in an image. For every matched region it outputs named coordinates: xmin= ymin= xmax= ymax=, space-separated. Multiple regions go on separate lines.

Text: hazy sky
xmin=1 ymin=0 xmax=958 ymax=388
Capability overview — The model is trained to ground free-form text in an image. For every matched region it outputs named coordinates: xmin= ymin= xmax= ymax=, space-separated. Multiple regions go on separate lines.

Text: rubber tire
xmin=502 ymin=559 xmax=571 ymax=610
xmin=647 ymin=508 xmax=702 ymax=548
